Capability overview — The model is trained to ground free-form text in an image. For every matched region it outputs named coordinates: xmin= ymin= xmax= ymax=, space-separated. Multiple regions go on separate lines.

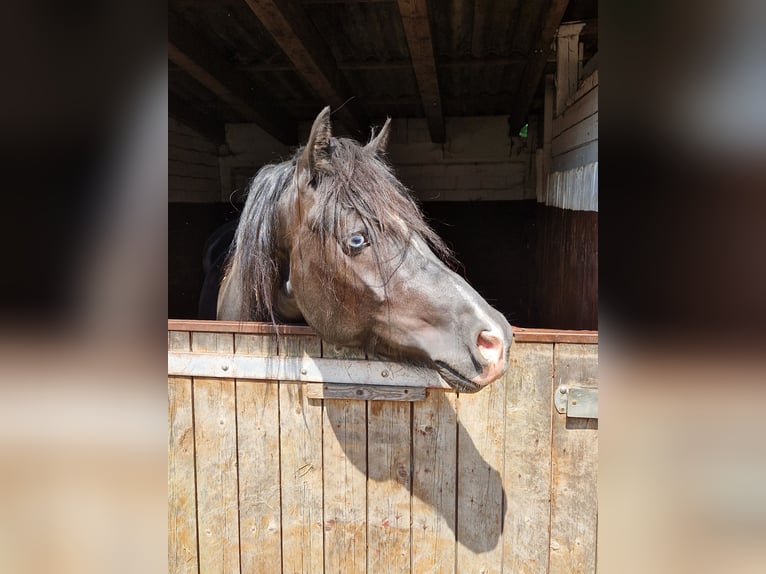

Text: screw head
xmin=381 ymin=370 xmax=389 ymax=378
xmin=221 ymin=364 xmax=229 ymax=371
xmin=300 ymin=368 xmax=308 ymax=376
xmin=559 ymin=385 xmax=568 ymax=394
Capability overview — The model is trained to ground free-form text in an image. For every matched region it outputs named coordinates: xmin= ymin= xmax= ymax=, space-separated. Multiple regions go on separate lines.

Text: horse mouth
xmin=434 ymin=361 xmax=482 ymax=393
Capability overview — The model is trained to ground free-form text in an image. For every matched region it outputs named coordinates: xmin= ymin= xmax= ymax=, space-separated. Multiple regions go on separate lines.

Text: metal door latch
xmin=554 ymin=384 xmax=598 ymax=419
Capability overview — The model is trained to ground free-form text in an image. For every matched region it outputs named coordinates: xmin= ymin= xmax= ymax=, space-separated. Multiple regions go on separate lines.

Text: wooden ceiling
xmin=169 ymin=0 xmax=597 ymax=145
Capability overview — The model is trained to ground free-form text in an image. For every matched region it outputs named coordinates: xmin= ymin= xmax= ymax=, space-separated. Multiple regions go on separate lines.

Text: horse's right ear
xmin=298 ymin=106 xmax=333 ymax=182
xmin=366 ymin=117 xmax=391 ymax=156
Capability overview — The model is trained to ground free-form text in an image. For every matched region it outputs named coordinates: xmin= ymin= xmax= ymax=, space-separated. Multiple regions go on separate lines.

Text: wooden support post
xmin=555 ymin=22 xmax=587 ymax=116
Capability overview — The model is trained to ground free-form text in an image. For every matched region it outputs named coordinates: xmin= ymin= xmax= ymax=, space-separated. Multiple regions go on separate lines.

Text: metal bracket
xmin=554 ymin=384 xmax=598 ymax=419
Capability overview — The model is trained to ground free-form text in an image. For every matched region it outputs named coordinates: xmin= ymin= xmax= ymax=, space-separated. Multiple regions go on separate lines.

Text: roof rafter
xmin=243 ymin=0 xmax=370 ymax=137
xmin=396 ymin=0 xmax=445 ymax=142
xmin=508 ymin=0 xmax=571 ymax=133
xmin=168 ymin=14 xmax=297 ymax=145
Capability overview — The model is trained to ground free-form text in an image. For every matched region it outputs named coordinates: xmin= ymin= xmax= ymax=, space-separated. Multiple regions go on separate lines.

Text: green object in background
xmin=519 ymin=123 xmax=528 ymax=138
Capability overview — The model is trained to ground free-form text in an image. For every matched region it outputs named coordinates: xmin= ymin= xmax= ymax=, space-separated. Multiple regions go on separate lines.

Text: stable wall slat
xmin=551 ymin=112 xmax=598 ymax=158
xmin=411 ymin=391 xmax=457 ymax=574
xmin=279 ymin=335 xmax=325 ymax=574
xmin=367 ymin=401 xmax=412 ymax=573
xmin=550 ymin=343 xmax=599 ymax=574
xmin=455 ymin=376 xmax=506 ymax=573
xmin=553 ymin=85 xmax=598 ymax=138
xmin=502 ymin=342 xmax=554 ymax=574
xmin=191 ymin=333 xmax=240 ymax=574
xmin=322 ymin=345 xmax=367 ymax=573
xmin=168 ymin=332 xmax=198 ymax=574
xmin=234 ymin=334 xmax=282 ymax=573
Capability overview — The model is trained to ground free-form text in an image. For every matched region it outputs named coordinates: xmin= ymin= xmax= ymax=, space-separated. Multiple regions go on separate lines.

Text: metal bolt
xmin=571 ymin=399 xmax=578 ymax=405
xmin=221 ymin=364 xmax=229 ymax=371
xmin=559 ymin=385 xmax=568 ymax=394
xmin=381 ymin=370 xmax=389 ymax=378
xmin=300 ymin=368 xmax=307 ymax=376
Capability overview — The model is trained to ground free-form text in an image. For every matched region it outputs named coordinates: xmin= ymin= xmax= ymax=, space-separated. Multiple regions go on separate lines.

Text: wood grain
xmin=502 ymin=342 xmax=554 ymax=574
xmin=191 ymin=332 xmax=240 ymax=574
xmin=234 ymin=333 xmax=282 ymax=573
xmin=322 ymin=345 xmax=368 ymax=573
xmin=307 ymin=383 xmax=426 ymax=401
xmin=279 ymin=335 xmax=325 ymax=573
xmin=549 ymin=343 xmax=599 ymax=574
xmin=411 ymin=391 xmax=457 ymax=573
xmin=455 ymin=374 xmax=506 ymax=573
xmin=367 ymin=400 xmax=412 ymax=573
xmin=168 ymin=331 xmax=198 ymax=574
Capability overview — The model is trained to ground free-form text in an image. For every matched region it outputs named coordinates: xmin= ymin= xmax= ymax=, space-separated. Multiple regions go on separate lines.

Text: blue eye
xmin=347 ymin=233 xmax=368 ymax=252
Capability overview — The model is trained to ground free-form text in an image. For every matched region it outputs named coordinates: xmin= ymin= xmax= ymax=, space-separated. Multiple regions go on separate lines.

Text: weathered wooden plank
xmin=551 ymin=112 xmax=598 ymax=158
xmin=367 ymin=401 xmax=412 ymax=573
xmin=508 ymin=0 xmax=570 ymax=133
xmin=565 ymin=70 xmax=598 ymax=110
xmin=553 ymin=85 xmax=598 ymax=138
xmin=168 ymin=331 xmax=198 ymax=574
xmin=169 ymin=160 xmax=220 ymax=180
xmin=168 ymin=320 xmax=598 ymax=344
xmin=455 ymin=374 xmax=506 ymax=573
xmin=169 ymin=145 xmax=219 ymax=167
xmin=502 ymin=342 xmax=554 ymax=574
xmin=168 ymin=319 xmax=315 ymax=336
xmin=191 ymin=332 xmax=240 ymax=574
xmin=279 ymin=334 xmax=325 ymax=573
xmin=234 ymin=333 xmax=282 ymax=573
xmin=512 ymin=327 xmax=598 ymax=345
xmin=411 ymin=391 xmax=457 ymax=574
xmin=550 ymin=343 xmax=598 ymax=574
xmin=308 ymin=383 xmax=426 ymax=401
xmin=397 ymin=0 xmax=445 ymax=142
xmin=322 ymin=344 xmax=367 ymax=573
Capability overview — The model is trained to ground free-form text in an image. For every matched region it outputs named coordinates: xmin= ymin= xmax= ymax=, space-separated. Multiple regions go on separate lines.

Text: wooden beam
xmin=242 ymin=55 xmax=527 ymax=73
xmin=243 ymin=0 xmax=370 ymax=137
xmin=168 ymin=92 xmax=226 ymax=144
xmin=397 ymin=0 xmax=445 ymax=142
xmin=168 ymin=14 xmax=297 ymax=145
xmin=508 ymin=0 xmax=570 ymax=133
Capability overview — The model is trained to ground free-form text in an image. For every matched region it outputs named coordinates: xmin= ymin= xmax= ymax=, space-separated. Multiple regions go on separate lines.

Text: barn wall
xmin=219 ymin=116 xmax=535 ymax=204
xmin=169 ymin=118 xmax=222 ymax=203
xmin=534 ymin=27 xmax=599 ymax=330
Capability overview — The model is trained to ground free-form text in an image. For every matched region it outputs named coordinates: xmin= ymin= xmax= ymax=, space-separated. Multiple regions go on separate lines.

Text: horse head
xmin=218 ymin=107 xmax=513 ymax=391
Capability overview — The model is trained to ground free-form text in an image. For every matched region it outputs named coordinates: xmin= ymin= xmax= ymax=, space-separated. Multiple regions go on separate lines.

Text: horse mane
xmin=226 ymin=137 xmax=453 ymax=323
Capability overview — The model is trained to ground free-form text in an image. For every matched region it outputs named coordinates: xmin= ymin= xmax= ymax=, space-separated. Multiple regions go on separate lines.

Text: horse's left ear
xmin=299 ymin=106 xmax=333 ymax=182
xmin=365 ymin=117 xmax=391 ymax=156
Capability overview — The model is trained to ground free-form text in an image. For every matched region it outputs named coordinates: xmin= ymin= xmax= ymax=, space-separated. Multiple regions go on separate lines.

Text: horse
xmin=217 ymin=107 xmax=513 ymax=391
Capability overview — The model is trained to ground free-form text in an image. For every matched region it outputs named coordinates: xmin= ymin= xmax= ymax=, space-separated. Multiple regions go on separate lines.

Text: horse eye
xmin=347 ymin=233 xmax=368 ymax=253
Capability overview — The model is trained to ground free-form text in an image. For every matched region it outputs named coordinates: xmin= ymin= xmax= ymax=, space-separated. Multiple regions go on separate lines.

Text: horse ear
xmin=300 ymin=106 xmax=333 ymax=177
xmin=366 ymin=117 xmax=391 ymax=156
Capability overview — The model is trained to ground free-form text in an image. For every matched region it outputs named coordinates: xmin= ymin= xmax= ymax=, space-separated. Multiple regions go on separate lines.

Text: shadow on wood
xmin=323 ymin=391 xmax=506 ymax=556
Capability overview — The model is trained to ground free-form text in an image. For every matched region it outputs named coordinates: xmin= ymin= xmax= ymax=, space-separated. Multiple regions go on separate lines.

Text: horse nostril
xmin=477 ymin=331 xmax=504 ymax=365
